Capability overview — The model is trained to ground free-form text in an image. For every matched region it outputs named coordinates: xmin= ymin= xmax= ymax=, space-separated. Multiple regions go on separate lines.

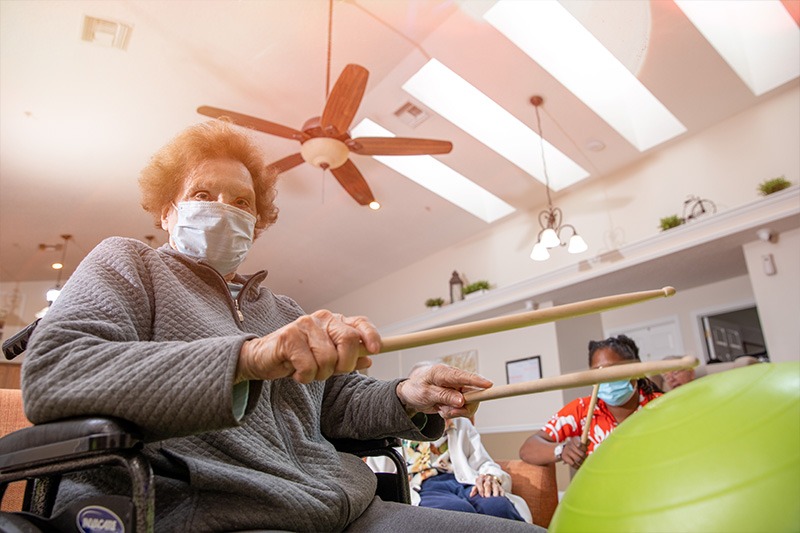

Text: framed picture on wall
xmin=505 ymin=356 xmax=542 ymax=385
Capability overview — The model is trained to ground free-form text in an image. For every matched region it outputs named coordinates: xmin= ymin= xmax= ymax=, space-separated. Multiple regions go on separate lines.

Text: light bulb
xmin=46 ymin=288 xmax=61 ymax=303
xmin=530 ymin=242 xmax=550 ymax=261
xmin=567 ymin=234 xmax=588 ymax=254
xmin=540 ymin=228 xmax=560 ymax=248
xmin=369 ymin=201 xmax=381 ymax=210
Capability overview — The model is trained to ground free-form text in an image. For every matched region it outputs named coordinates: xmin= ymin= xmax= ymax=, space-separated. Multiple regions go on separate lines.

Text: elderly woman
xmin=519 ymin=335 xmax=662 ymax=471
xmin=22 ymin=121 xmax=541 ymax=532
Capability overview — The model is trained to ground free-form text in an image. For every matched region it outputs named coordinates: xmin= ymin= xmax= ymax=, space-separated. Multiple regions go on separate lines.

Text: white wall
xmin=601 ymin=275 xmax=756 ymax=362
xmin=743 ymin=227 xmax=800 ymax=362
xmin=370 ymin=317 xmax=565 ymax=433
xmin=323 ymin=85 xmax=800 ymax=328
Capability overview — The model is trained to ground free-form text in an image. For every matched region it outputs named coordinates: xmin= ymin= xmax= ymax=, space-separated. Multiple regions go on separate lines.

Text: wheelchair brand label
xmin=76 ymin=505 xmax=125 ymax=533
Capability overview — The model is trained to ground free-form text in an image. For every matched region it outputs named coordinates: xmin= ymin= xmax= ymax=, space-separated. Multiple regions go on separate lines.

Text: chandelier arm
xmin=557 ymin=223 xmax=578 ymax=244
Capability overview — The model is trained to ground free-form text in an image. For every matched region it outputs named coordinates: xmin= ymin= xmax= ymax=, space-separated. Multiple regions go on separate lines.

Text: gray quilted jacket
xmin=22 ymin=237 xmax=442 ymax=532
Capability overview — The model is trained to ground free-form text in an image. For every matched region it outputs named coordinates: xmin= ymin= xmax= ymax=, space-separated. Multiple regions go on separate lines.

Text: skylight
xmin=484 ymin=0 xmax=687 ymax=152
xmin=675 ymin=0 xmax=800 ymax=96
xmin=350 ymin=119 xmax=516 ymax=224
xmin=402 ymin=59 xmax=589 ymax=191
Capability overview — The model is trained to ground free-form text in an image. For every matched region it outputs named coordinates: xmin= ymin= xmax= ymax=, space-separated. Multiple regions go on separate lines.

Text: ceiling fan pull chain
xmin=321 ymin=168 xmax=327 ymax=205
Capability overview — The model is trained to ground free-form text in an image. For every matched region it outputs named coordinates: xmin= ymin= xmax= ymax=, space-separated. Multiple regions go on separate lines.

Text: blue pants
xmin=418 ymin=473 xmax=525 ymax=522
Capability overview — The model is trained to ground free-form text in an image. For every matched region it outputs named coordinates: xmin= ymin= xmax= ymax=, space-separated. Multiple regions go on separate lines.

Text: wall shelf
xmin=381 ymin=186 xmax=800 ymax=336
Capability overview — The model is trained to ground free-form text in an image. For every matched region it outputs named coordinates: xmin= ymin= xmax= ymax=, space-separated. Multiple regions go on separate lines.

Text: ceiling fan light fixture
xmin=300 ymin=137 xmax=349 ymax=169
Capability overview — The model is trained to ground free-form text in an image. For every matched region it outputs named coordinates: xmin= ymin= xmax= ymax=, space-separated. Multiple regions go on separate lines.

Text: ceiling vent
xmin=81 ymin=15 xmax=133 ymax=50
xmin=394 ymin=101 xmax=429 ymax=128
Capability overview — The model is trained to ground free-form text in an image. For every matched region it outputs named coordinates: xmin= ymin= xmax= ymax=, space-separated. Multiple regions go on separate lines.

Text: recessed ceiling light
xmin=351 ymin=118 xmax=516 ymax=223
xmin=484 ymin=0 xmax=686 ymax=152
xmin=402 ymin=59 xmax=589 ymax=191
xmin=674 ymin=0 xmax=800 ymax=96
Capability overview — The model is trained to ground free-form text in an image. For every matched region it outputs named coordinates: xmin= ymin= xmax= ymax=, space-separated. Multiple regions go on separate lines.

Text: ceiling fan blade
xmin=265 ymin=153 xmax=305 ymax=176
xmin=320 ymin=64 xmax=369 ymax=136
xmin=198 ymin=106 xmax=308 ymax=142
xmin=330 ymin=159 xmax=375 ymax=206
xmin=347 ymin=137 xmax=453 ymax=156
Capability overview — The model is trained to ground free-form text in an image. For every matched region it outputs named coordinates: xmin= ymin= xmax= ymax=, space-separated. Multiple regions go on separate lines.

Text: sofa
xmin=496 ymin=459 xmax=559 ymax=528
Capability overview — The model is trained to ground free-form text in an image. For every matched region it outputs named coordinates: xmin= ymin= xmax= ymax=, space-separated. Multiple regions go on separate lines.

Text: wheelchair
xmin=0 ymin=321 xmax=409 ymax=532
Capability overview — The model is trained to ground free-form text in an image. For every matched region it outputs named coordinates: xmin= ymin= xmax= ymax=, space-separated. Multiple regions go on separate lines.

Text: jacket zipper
xmin=233 ymin=299 xmax=244 ymax=323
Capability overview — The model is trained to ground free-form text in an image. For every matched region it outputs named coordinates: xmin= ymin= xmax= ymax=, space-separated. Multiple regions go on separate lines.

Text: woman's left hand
xmin=470 ymin=474 xmax=504 ymax=498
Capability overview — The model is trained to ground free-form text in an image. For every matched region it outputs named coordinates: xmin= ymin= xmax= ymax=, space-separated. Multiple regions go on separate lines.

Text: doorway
xmin=699 ymin=306 xmax=768 ymax=362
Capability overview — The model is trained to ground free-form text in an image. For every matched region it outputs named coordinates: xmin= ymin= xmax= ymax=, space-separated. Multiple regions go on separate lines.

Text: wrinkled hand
xmin=395 ymin=364 xmax=492 ymax=419
xmin=560 ymin=437 xmax=587 ymax=469
xmin=470 ymin=474 xmax=504 ymax=498
xmin=236 ymin=310 xmax=381 ymax=384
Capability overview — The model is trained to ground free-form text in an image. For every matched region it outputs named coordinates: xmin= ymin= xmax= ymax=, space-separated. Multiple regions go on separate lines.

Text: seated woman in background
xmin=369 ymin=362 xmax=532 ymax=523
xmin=519 ymin=335 xmax=662 ymax=471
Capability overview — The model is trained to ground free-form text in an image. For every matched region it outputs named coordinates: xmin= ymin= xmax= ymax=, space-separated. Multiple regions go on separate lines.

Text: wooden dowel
xmin=463 ymin=355 xmax=698 ymax=403
xmin=580 ymin=384 xmax=600 ymax=446
xmin=372 ymin=287 xmax=676 ymax=356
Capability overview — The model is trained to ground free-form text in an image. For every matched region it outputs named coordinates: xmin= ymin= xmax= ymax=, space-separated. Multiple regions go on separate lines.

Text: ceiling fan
xmin=198 ymin=64 xmax=453 ymax=208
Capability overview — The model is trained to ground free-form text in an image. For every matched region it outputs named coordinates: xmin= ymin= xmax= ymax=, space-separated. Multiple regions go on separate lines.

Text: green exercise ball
xmin=549 ymin=361 xmax=800 ymax=532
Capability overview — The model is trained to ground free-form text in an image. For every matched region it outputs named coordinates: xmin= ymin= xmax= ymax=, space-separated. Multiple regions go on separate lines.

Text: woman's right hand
xmin=559 ymin=437 xmax=588 ymax=469
xmin=235 ymin=309 xmax=381 ymax=384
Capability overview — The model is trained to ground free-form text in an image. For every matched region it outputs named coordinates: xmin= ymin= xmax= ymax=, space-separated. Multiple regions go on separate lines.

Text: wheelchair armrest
xmin=327 ymin=436 xmax=402 ymax=456
xmin=0 ymin=417 xmax=142 ymax=473
xmin=327 ymin=436 xmax=410 ymax=504
xmin=2 ymin=319 xmax=40 ymax=361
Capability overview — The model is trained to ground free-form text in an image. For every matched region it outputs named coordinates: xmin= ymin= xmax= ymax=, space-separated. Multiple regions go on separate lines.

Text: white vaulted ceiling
xmin=1 ymin=0 xmax=798 ymax=312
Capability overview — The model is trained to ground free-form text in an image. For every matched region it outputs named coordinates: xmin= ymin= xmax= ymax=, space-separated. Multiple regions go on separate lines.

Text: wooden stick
xmin=372 ymin=287 xmax=676 ymax=356
xmin=463 ymin=355 xmax=698 ymax=403
xmin=580 ymin=384 xmax=600 ymax=446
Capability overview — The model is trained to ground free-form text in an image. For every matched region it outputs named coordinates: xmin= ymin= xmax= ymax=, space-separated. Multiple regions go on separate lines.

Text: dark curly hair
xmin=588 ymin=334 xmax=662 ymax=395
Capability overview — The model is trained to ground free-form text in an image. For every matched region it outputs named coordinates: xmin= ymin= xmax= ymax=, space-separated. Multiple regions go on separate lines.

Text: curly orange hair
xmin=139 ymin=120 xmax=278 ymax=233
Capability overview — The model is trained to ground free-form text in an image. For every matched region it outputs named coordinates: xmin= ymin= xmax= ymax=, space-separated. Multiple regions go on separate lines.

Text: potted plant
xmin=757 ymin=176 xmax=792 ymax=196
xmin=659 ymin=215 xmax=684 ymax=231
xmin=463 ymin=280 xmax=491 ymax=298
xmin=425 ymin=297 xmax=445 ymax=309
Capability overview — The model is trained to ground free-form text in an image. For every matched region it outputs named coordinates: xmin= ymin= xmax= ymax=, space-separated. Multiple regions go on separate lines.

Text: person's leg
xmin=417 ymin=473 xmax=475 ymax=514
xmin=345 ymin=497 xmax=545 ymax=532
xmin=468 ymin=493 xmax=526 ymax=522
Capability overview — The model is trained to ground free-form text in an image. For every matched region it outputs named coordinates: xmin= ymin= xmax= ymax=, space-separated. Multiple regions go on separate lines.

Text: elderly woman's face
xmin=664 ymin=368 xmax=694 ymax=390
xmin=161 ymin=158 xmax=257 ymax=233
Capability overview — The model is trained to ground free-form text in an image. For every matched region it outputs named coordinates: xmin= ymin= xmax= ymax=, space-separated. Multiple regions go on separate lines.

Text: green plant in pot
xmin=659 ymin=215 xmax=684 ymax=231
xmin=463 ymin=280 xmax=491 ymax=296
xmin=758 ymin=176 xmax=792 ymax=196
xmin=425 ymin=297 xmax=445 ymax=308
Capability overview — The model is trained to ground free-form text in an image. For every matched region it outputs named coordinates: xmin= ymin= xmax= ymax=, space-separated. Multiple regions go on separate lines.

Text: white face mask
xmin=170 ymin=201 xmax=256 ymax=276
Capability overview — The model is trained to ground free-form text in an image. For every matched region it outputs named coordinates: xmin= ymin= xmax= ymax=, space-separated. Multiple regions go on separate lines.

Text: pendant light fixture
xmin=529 ymin=96 xmax=588 ymax=262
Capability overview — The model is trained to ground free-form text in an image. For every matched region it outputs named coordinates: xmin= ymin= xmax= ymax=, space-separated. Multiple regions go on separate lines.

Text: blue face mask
xmin=171 ymin=201 xmax=256 ymax=276
xmin=598 ymin=380 xmax=636 ymax=406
